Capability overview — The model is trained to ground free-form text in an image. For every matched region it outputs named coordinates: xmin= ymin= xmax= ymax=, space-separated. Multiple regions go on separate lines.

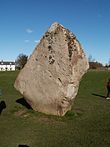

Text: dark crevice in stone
xmin=49 ymin=59 xmax=55 ymax=64
xmin=49 ymin=55 xmax=52 ymax=60
xmin=58 ymin=78 xmax=62 ymax=83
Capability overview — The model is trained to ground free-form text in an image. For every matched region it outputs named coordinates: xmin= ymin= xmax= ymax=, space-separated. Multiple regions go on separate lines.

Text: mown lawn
xmin=0 ymin=70 xmax=110 ymax=147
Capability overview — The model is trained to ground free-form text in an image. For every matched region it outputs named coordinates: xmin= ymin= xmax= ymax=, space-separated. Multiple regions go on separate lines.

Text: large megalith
xmin=14 ymin=22 xmax=89 ymax=116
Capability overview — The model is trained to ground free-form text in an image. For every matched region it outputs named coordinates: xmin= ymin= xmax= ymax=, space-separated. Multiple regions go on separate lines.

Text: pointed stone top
xmin=47 ymin=22 xmax=75 ymax=39
xmin=48 ymin=22 xmax=63 ymax=33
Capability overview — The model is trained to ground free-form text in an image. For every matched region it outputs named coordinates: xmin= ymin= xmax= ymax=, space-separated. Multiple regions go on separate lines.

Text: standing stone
xmin=14 ymin=22 xmax=89 ymax=116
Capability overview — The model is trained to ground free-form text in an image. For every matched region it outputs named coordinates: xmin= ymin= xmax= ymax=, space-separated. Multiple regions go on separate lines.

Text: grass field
xmin=0 ymin=70 xmax=110 ymax=147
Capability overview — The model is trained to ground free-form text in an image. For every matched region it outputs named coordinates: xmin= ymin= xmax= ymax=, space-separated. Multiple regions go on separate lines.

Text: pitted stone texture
xmin=14 ymin=22 xmax=89 ymax=116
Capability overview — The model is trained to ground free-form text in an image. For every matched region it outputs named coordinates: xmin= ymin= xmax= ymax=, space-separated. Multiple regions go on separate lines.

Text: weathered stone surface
xmin=14 ymin=22 xmax=89 ymax=116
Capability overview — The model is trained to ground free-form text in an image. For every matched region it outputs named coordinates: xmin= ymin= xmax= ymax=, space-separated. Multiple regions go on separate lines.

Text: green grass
xmin=0 ymin=70 xmax=110 ymax=147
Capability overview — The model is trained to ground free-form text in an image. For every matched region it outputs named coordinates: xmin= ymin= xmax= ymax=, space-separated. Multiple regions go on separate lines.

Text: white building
xmin=0 ymin=61 xmax=15 ymax=71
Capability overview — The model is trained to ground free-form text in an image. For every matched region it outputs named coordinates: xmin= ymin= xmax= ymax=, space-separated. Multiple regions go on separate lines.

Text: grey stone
xmin=14 ymin=22 xmax=89 ymax=116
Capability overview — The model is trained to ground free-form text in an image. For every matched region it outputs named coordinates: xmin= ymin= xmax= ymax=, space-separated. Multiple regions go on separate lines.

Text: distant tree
xmin=88 ymin=54 xmax=95 ymax=62
xmin=89 ymin=61 xmax=103 ymax=69
xmin=108 ymin=58 xmax=110 ymax=67
xmin=88 ymin=54 xmax=104 ymax=69
xmin=15 ymin=53 xmax=28 ymax=70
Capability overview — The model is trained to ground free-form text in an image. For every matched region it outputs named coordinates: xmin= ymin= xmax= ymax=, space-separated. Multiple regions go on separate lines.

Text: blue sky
xmin=0 ymin=0 xmax=110 ymax=65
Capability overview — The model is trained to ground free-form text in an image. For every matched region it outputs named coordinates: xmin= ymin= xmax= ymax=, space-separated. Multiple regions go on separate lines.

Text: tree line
xmin=16 ymin=54 xmax=110 ymax=70
xmin=88 ymin=55 xmax=110 ymax=69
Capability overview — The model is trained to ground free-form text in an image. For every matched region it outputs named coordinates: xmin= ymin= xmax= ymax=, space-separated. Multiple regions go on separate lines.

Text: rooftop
xmin=0 ymin=61 xmax=15 ymax=65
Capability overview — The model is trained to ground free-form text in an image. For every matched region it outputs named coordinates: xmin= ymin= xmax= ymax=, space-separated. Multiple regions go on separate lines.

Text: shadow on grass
xmin=18 ymin=145 xmax=29 ymax=147
xmin=16 ymin=97 xmax=32 ymax=109
xmin=92 ymin=93 xmax=106 ymax=99
xmin=0 ymin=100 xmax=6 ymax=115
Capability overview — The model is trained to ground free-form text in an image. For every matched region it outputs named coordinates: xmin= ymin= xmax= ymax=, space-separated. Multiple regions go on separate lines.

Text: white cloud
xmin=25 ymin=39 xmax=30 ymax=43
xmin=26 ymin=28 xmax=33 ymax=33
xmin=34 ymin=40 xmax=40 ymax=43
